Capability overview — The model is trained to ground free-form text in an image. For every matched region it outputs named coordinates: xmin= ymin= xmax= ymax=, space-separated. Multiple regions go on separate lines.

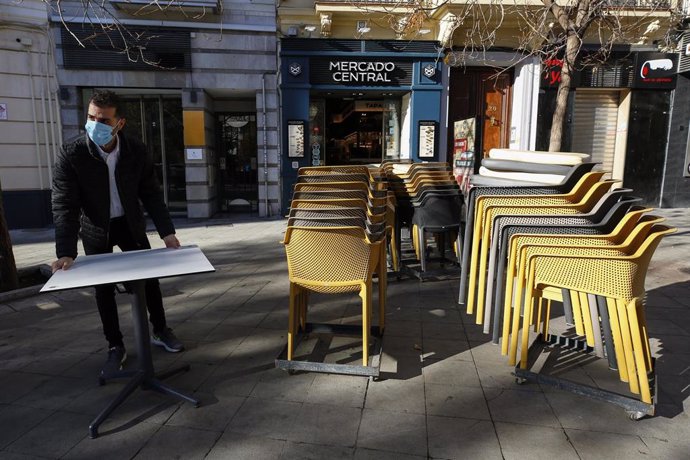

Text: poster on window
xmin=418 ymin=121 xmax=436 ymax=158
xmin=453 ymin=117 xmax=476 ymax=195
xmin=288 ymin=120 xmax=305 ymax=158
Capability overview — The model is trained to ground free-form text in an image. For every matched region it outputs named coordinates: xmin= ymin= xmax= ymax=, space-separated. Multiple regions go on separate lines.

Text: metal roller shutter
xmin=571 ymin=90 xmax=620 ymax=178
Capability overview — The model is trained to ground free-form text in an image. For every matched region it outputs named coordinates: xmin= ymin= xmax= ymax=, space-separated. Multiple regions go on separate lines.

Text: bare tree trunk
xmin=548 ymin=33 xmax=580 ymax=152
xmin=0 ymin=185 xmax=19 ymax=292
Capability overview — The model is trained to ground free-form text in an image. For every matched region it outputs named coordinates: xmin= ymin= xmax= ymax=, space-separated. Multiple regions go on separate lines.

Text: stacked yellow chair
xmin=466 ymin=172 xmax=612 ymax=322
xmin=512 ymin=222 xmax=674 ymax=416
xmin=297 ymin=166 xmax=399 ymax=271
xmin=282 ymin=166 xmax=389 ymax=369
xmin=461 ymin=163 xmax=674 ymax=417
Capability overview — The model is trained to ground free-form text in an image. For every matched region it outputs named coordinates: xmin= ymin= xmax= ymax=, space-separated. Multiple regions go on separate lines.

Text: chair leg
xmin=606 ymin=297 xmax=629 ymax=383
xmin=587 ymin=293 xmax=604 ymax=358
xmin=542 ymin=299 xmax=552 ymax=337
xmin=501 ymin=252 xmax=519 ymax=355
xmin=508 ymin=248 xmax=531 ymax=361
xmin=458 ymin=200 xmax=475 ymax=306
xmin=465 ymin=215 xmax=484 ymax=315
xmin=578 ymin=291 xmax=595 ymax=347
xmin=626 ymin=299 xmax=652 ymax=404
xmin=300 ymin=290 xmax=309 ymax=332
xmin=389 ymin=227 xmax=400 ymax=272
xmin=418 ymin=226 xmax=427 ymax=273
xmin=475 ymin=223 xmax=494 ymax=326
xmin=597 ymin=295 xmax=618 ymax=371
xmin=455 ymin=228 xmax=462 ymax=264
xmin=562 ymin=288 xmax=575 ymax=325
xmin=517 ymin=278 xmax=536 ymax=369
xmin=360 ymin=282 xmax=372 ymax=366
xmin=378 ymin=245 xmax=387 ymax=332
xmin=483 ymin=233 xmax=500 ymax=333
xmin=287 ymin=283 xmax=298 ymax=361
xmin=571 ymin=291 xmax=585 ymax=337
xmin=616 ymin=298 xmax=640 ymax=395
xmin=535 ymin=297 xmax=544 ymax=333
xmin=635 ymin=300 xmax=653 ymax=370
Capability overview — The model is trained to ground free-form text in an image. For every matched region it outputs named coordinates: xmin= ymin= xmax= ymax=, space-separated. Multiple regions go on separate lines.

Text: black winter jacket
xmin=52 ymin=131 xmax=175 ymax=259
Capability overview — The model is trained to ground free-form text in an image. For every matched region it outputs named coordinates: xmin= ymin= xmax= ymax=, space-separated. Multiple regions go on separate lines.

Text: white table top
xmin=41 ymin=245 xmax=215 ymax=292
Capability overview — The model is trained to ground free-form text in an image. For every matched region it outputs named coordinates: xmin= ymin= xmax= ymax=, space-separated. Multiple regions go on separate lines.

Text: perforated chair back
xmin=294 ymin=181 xmax=388 ymax=199
xmin=458 ymin=163 xmax=598 ymax=304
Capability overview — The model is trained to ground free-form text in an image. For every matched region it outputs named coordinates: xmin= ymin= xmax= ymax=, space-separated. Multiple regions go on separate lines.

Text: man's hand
xmin=163 ymin=234 xmax=181 ymax=249
xmin=51 ymin=257 xmax=74 ymax=273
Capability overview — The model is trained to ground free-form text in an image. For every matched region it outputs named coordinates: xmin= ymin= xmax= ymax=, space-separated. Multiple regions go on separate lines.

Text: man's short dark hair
xmin=89 ymin=90 xmax=120 ymax=115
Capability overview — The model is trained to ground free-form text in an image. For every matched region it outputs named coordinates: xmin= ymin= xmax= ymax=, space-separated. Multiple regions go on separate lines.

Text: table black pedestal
xmin=88 ymin=280 xmax=199 ymax=438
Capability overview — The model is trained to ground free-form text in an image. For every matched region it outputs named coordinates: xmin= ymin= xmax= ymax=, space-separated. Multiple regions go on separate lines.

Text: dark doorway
xmin=448 ymin=67 xmax=513 ymax=170
xmin=216 ymin=113 xmax=258 ymax=212
xmin=118 ymin=95 xmax=186 ymax=212
xmin=624 ymin=91 xmax=671 ymax=206
xmin=325 ymin=99 xmax=384 ymax=165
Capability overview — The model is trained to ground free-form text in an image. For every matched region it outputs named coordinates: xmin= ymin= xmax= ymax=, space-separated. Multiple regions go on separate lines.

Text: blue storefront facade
xmin=279 ymin=39 xmax=445 ymax=209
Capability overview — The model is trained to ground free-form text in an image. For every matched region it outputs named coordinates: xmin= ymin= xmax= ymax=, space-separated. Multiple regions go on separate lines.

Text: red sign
xmin=542 ymin=58 xmax=563 ymax=87
xmin=454 ymin=138 xmax=467 ymax=154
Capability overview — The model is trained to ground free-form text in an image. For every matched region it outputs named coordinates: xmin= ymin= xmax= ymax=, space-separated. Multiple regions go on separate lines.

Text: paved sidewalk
xmin=1 ymin=210 xmax=689 ymax=459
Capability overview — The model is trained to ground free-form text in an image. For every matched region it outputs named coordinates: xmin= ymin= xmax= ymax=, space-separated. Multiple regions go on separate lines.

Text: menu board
xmin=453 ymin=117 xmax=476 ymax=194
xmin=418 ymin=121 xmax=436 ymax=158
xmin=288 ymin=120 xmax=305 ymax=158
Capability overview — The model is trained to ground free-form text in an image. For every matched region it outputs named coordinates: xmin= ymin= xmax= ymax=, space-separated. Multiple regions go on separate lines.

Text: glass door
xmin=217 ymin=113 xmax=258 ymax=212
xmin=118 ymin=95 xmax=186 ymax=212
xmin=382 ymin=98 xmax=401 ymax=160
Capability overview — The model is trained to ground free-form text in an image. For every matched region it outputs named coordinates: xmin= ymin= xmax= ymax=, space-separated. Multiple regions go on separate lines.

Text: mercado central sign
xmin=330 ymin=61 xmax=395 ymax=82
xmin=310 ymin=58 xmax=412 ymax=86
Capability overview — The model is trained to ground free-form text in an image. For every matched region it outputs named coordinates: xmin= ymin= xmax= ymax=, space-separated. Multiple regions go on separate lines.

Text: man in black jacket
xmin=51 ymin=90 xmax=184 ymax=377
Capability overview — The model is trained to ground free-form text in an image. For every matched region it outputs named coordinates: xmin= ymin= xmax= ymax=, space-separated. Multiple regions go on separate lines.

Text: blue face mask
xmin=85 ymin=119 xmax=116 ymax=146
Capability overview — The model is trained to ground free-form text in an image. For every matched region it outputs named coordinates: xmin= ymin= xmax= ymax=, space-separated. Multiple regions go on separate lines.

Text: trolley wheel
xmin=626 ymin=410 xmax=645 ymax=421
xmin=514 ymin=377 xmax=527 ymax=385
xmin=98 ymin=377 xmax=106 ymax=386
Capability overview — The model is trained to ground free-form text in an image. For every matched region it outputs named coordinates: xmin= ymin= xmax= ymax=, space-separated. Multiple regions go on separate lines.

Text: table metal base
xmin=89 ymin=280 xmax=199 ymax=438
xmin=514 ymin=333 xmax=655 ymax=420
xmin=275 ymin=323 xmax=383 ymax=378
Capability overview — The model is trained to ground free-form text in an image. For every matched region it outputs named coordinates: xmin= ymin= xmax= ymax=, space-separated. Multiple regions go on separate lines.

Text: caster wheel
xmin=98 ymin=377 xmax=106 ymax=386
xmin=627 ymin=410 xmax=645 ymax=421
xmin=287 ymin=369 xmax=298 ymax=376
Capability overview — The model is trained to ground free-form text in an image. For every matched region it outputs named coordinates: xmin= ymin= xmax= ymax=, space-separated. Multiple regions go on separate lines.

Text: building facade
xmin=279 ymin=39 xmax=444 ymax=209
xmin=2 ymin=0 xmax=687 ymax=229
xmin=0 ymin=0 xmax=62 ymax=229
xmin=660 ymin=4 xmax=690 ymax=207
xmin=2 ymin=0 xmax=280 ymax=229
xmin=536 ymin=49 xmax=679 ymax=205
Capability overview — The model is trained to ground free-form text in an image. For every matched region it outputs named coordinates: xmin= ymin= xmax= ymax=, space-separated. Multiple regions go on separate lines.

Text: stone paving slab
xmin=0 ymin=210 xmax=688 ymax=459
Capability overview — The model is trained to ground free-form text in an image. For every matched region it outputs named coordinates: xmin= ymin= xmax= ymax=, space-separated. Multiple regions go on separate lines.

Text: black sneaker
xmin=151 ymin=327 xmax=184 ymax=352
xmin=101 ymin=346 xmax=127 ymax=378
